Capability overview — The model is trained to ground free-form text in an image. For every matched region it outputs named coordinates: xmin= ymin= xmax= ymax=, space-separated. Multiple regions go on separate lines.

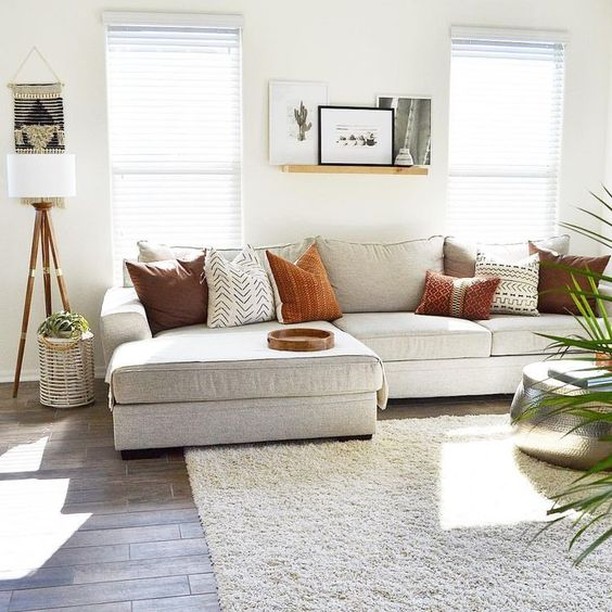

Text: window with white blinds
xmin=447 ymin=28 xmax=566 ymax=241
xmin=104 ymin=13 xmax=243 ymax=282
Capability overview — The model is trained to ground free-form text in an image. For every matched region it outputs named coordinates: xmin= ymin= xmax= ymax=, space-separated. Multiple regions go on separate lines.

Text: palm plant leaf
xmin=562 ymin=190 xmax=612 ymax=247
xmin=535 ymin=262 xmax=612 ymax=286
xmin=560 ymin=222 xmax=612 ymax=250
xmin=515 ymin=187 xmax=612 ymax=564
xmin=574 ymin=527 xmax=612 ymax=565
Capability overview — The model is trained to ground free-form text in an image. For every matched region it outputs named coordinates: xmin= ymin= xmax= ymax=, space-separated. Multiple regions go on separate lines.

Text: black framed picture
xmin=318 ymin=106 xmax=394 ymax=166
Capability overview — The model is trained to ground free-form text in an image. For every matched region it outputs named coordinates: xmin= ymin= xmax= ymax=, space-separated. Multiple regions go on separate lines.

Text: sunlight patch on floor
xmin=0 ymin=437 xmax=49 ymax=473
xmin=443 ymin=423 xmax=511 ymax=438
xmin=439 ymin=425 xmax=553 ymax=530
xmin=0 ymin=479 xmax=91 ymax=579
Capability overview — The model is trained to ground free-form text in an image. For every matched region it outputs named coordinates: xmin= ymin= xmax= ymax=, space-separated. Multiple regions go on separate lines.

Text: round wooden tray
xmin=267 ymin=328 xmax=335 ymax=352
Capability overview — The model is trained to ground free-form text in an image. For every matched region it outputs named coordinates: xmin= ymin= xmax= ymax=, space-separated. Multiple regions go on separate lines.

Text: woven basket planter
xmin=38 ymin=331 xmax=95 ymax=408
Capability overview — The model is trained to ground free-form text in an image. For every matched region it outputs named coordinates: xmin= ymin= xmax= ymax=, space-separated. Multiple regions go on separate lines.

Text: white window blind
xmin=447 ymin=28 xmax=566 ymax=241
xmin=105 ymin=14 xmax=242 ymax=282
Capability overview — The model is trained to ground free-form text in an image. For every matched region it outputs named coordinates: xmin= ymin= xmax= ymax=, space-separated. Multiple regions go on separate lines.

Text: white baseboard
xmin=0 ymin=366 xmax=107 ymax=384
xmin=0 ymin=368 xmax=37 ymax=384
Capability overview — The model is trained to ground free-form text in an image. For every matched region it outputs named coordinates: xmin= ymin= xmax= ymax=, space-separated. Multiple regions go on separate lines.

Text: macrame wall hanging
xmin=7 ymin=47 xmax=66 ymax=206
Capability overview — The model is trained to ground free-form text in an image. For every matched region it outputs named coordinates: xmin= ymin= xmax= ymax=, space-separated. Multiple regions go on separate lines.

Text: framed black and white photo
xmin=376 ymin=95 xmax=431 ymax=166
xmin=318 ymin=106 xmax=394 ymax=166
xmin=269 ymin=80 xmax=328 ymax=164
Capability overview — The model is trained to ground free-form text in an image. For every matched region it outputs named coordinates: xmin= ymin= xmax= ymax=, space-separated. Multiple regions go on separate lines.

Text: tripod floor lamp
xmin=6 ymin=153 xmax=76 ymax=398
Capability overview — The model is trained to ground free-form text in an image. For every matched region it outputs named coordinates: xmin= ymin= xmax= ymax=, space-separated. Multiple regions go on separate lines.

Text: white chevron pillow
xmin=475 ymin=252 xmax=540 ymax=316
xmin=206 ymin=246 xmax=275 ymax=328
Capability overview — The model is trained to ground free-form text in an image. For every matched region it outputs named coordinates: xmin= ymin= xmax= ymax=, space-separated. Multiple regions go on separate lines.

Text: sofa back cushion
xmin=137 ymin=238 xmax=313 ymax=265
xmin=126 ymin=238 xmax=314 ymax=288
xmin=137 ymin=241 xmax=199 ymax=262
xmin=444 ymin=235 xmax=570 ymax=278
xmin=315 ymin=236 xmax=445 ymax=312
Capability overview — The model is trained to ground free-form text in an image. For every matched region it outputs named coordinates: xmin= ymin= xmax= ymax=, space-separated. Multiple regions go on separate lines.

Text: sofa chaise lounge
xmin=101 ymin=233 xmax=600 ymax=453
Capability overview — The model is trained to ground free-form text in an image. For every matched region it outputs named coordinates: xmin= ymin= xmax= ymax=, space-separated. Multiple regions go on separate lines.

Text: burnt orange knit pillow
xmin=416 ymin=270 xmax=500 ymax=320
xmin=266 ymin=244 xmax=342 ymax=323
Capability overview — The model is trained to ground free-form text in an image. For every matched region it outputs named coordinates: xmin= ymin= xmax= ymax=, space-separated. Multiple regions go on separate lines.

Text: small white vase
xmin=394 ymin=148 xmax=414 ymax=166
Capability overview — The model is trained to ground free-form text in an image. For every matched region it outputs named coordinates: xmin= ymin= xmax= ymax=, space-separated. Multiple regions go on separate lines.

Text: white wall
xmin=0 ymin=0 xmax=610 ymax=381
xmin=607 ymin=37 xmax=612 ymax=188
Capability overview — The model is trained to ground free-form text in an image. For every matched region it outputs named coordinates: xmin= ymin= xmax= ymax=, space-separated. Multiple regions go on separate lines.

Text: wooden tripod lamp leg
xmin=41 ymin=210 xmax=52 ymax=316
xmin=13 ymin=209 xmax=43 ymax=398
xmin=44 ymin=209 xmax=71 ymax=312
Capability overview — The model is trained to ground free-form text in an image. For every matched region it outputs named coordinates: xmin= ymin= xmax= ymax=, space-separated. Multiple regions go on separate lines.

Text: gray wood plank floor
xmin=0 ymin=380 xmax=218 ymax=612
xmin=0 ymin=379 xmax=511 ymax=611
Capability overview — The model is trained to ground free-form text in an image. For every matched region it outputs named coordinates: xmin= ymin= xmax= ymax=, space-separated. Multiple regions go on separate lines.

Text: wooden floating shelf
xmin=281 ymin=164 xmax=429 ymax=176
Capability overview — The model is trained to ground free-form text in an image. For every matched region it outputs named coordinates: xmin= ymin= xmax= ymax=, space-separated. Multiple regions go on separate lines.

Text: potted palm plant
xmin=37 ymin=310 xmax=94 ymax=408
xmin=514 ymin=187 xmax=612 ymax=564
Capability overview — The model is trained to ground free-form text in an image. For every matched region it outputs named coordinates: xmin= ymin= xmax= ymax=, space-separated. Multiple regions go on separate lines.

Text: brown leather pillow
xmin=529 ymin=244 xmax=610 ymax=314
xmin=266 ymin=244 xmax=342 ymax=324
xmin=126 ymin=255 xmax=207 ymax=334
xmin=416 ymin=270 xmax=500 ymax=320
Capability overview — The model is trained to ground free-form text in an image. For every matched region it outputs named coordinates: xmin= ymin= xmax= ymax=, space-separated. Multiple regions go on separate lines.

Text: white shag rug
xmin=185 ymin=415 xmax=611 ymax=611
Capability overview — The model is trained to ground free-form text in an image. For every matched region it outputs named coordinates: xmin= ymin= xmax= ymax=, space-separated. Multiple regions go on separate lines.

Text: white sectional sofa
xmin=101 ymin=233 xmax=594 ymax=454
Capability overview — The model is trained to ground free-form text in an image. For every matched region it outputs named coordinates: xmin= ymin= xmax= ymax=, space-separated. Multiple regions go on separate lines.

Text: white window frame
xmin=104 ymin=12 xmax=244 ymax=282
xmin=447 ymin=26 xmax=567 ymax=242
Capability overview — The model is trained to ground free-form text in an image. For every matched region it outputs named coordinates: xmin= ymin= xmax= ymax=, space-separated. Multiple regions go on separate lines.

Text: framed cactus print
xmin=269 ymin=80 xmax=328 ymax=164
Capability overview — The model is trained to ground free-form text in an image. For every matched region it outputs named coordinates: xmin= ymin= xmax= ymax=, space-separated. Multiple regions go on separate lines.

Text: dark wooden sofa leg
xmin=336 ymin=434 xmax=373 ymax=442
xmin=120 ymin=448 xmax=169 ymax=460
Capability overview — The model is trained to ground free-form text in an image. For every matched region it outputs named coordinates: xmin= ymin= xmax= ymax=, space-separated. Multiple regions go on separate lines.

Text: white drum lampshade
xmin=6 ymin=153 xmax=76 ymax=199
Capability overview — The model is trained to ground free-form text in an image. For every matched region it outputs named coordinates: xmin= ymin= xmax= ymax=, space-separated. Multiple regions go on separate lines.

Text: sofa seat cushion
xmin=107 ymin=321 xmax=383 ymax=405
xmin=332 ymin=313 xmax=491 ymax=361
xmin=476 ymin=314 xmax=589 ymax=356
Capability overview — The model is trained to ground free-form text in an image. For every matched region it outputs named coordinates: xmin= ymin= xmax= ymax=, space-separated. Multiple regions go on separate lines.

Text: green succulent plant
xmin=38 ymin=311 xmax=90 ymax=339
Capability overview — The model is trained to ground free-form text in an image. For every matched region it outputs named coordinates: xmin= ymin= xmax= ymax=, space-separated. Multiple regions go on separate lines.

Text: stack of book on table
xmin=548 ymin=362 xmax=612 ymax=389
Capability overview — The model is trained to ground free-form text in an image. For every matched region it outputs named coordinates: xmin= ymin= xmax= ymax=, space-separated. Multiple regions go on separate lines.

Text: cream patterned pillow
xmin=475 ymin=252 xmax=540 ymax=316
xmin=206 ymin=246 xmax=275 ymax=328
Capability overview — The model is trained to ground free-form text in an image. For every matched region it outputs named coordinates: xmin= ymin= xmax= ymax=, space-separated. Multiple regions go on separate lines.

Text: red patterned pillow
xmin=416 ymin=270 xmax=500 ymax=320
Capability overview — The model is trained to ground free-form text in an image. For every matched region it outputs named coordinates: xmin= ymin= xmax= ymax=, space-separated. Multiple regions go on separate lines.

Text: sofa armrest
xmin=100 ymin=287 xmax=152 ymax=366
xmin=597 ymin=283 xmax=612 ymax=318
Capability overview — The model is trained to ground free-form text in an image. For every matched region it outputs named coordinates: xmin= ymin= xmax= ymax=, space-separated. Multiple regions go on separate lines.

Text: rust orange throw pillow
xmin=416 ymin=270 xmax=500 ymax=320
xmin=266 ymin=244 xmax=342 ymax=323
xmin=126 ymin=255 xmax=207 ymax=334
